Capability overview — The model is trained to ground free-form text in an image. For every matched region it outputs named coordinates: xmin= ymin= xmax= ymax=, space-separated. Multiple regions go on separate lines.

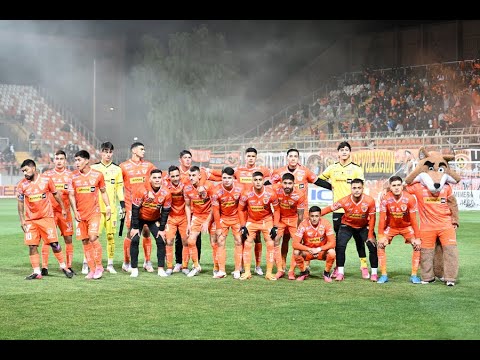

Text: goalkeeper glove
xmin=240 ymin=226 xmax=249 ymax=241
xmin=270 ymin=226 xmax=278 ymax=239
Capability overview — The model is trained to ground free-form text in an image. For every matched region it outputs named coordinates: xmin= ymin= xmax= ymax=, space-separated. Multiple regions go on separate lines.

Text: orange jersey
xmin=119 ymin=159 xmax=155 ymax=204
xmin=273 ymin=183 xmax=306 ymax=220
xmin=234 ymin=165 xmax=271 ymax=190
xmin=293 ymin=218 xmax=335 ymax=250
xmin=238 ymin=186 xmax=279 ymax=223
xmin=69 ymin=169 xmax=106 ymax=220
xmin=379 ymin=190 xmax=419 ymax=235
xmin=43 ymin=168 xmax=72 ymax=213
xmin=164 ymin=179 xmax=186 ymax=217
xmin=405 ymin=183 xmax=455 ymax=231
xmin=323 ymin=194 xmax=376 ymax=229
xmin=132 ymin=184 xmax=172 ymax=222
xmin=183 ymin=181 xmax=214 ymax=216
xmin=17 ymin=175 xmax=56 ymax=220
xmin=211 ymin=183 xmax=243 ymax=227
xmin=270 ymin=164 xmax=317 ymax=200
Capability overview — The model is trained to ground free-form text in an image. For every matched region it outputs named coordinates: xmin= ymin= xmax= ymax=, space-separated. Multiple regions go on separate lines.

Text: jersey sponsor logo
xmin=192 ymin=199 xmax=206 ymax=205
xmin=28 ymin=193 xmax=46 ymax=202
xmin=130 ymin=177 xmax=145 ymax=184
xmin=76 ymin=186 xmax=95 ymax=193
xmin=424 ymin=197 xmax=445 ymax=203
xmin=222 ymin=201 xmax=236 ymax=207
xmin=308 ymin=237 xmax=321 ymax=244
xmin=349 ymin=213 xmax=366 ymax=219
xmin=143 ymin=202 xmax=159 ymax=209
xmin=250 ymin=205 xmax=265 ymax=212
xmin=280 ymin=203 xmax=291 ymax=209
xmin=55 ymin=183 xmax=68 ymax=190
xmin=239 ymin=177 xmax=252 ymax=183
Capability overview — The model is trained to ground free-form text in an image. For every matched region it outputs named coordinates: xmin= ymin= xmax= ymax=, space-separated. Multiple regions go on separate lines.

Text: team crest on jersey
xmin=263 ymin=197 xmax=270 ymax=204
xmin=361 ymin=204 xmax=368 ymax=212
xmin=297 ymin=175 xmax=304 ymax=181
xmin=90 ymin=179 xmax=96 ymax=185
xmin=400 ymin=204 xmax=407 ymax=212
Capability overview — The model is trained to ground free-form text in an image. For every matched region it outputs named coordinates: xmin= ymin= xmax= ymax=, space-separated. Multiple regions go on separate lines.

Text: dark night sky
xmin=0 ymin=20 xmax=447 ymax=100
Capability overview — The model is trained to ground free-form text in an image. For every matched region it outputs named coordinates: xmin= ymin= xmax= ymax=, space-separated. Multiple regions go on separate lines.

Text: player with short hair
xmin=41 ymin=150 xmax=74 ymax=275
xmin=129 ymin=169 xmax=172 ymax=278
xmin=292 ymin=206 xmax=336 ymax=283
xmin=238 ymin=171 xmax=280 ymax=281
xmin=68 ymin=150 xmax=111 ymax=280
xmin=321 ymin=178 xmax=378 ymax=282
xmin=377 ymin=176 xmax=422 ymax=284
xmin=119 ymin=142 xmax=155 ymax=273
xmin=90 ymin=141 xmax=125 ymax=274
xmin=318 ymin=141 xmax=366 ymax=278
xmin=211 ymin=166 xmax=244 ymax=279
xmin=17 ymin=159 xmax=74 ymax=280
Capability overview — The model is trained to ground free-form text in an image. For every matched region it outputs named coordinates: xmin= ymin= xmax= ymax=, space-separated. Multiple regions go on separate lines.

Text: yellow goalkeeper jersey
xmin=91 ymin=161 xmax=124 ymax=213
xmin=318 ymin=161 xmax=364 ymax=213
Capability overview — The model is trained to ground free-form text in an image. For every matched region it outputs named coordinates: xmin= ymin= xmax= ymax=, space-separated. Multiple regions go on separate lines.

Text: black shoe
xmin=68 ymin=268 xmax=76 ymax=275
xmin=62 ymin=268 xmax=74 ymax=279
xmin=41 ymin=268 xmax=49 ymax=276
xmin=25 ymin=273 xmax=42 ymax=280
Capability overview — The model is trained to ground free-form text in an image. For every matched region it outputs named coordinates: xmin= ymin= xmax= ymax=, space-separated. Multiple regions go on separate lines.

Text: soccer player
xmin=129 ymin=169 xmax=172 ymax=278
xmin=41 ymin=150 xmax=74 ymax=275
xmin=238 ymin=171 xmax=280 ymax=281
xmin=119 ymin=142 xmax=155 ymax=273
xmin=318 ymin=141 xmax=366 ymax=277
xmin=183 ymin=166 xmax=216 ymax=277
xmin=292 ymin=206 xmax=336 ymax=283
xmin=173 ymin=150 xmax=219 ymax=269
xmin=164 ymin=165 xmax=189 ymax=274
xmin=321 ymin=178 xmax=378 ymax=282
xmin=234 ymin=147 xmax=272 ymax=276
xmin=211 ymin=167 xmax=244 ymax=279
xmin=377 ymin=176 xmax=422 ymax=284
xmin=90 ymin=142 xmax=125 ymax=274
xmin=272 ymin=172 xmax=306 ymax=280
xmin=17 ymin=159 xmax=74 ymax=280
xmin=68 ymin=150 xmax=111 ymax=280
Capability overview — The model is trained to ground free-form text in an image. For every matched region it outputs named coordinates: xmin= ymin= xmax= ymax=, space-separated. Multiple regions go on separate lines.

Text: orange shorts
xmin=24 ymin=217 xmax=59 ymax=246
xmin=420 ymin=227 xmax=457 ymax=249
xmin=217 ymin=216 xmax=241 ymax=237
xmin=191 ymin=215 xmax=215 ymax=235
xmin=75 ymin=214 xmax=101 ymax=240
xmin=54 ymin=210 xmax=74 ymax=236
xmin=166 ymin=215 xmax=188 ymax=240
xmin=246 ymin=218 xmax=274 ymax=242
xmin=382 ymin=226 xmax=415 ymax=244
xmin=277 ymin=217 xmax=297 ymax=238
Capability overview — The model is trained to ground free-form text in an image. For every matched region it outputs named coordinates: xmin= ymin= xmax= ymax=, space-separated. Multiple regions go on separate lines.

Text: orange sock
xmin=123 ymin=237 xmax=131 ymax=263
xmin=65 ymin=243 xmax=74 ymax=268
xmin=92 ymin=240 xmax=103 ymax=269
xmin=288 ymin=255 xmax=297 ymax=272
xmin=266 ymin=242 xmax=274 ymax=275
xmin=254 ymin=242 xmax=262 ymax=267
xmin=53 ymin=250 xmax=66 ymax=268
xmin=29 ymin=253 xmax=40 ymax=269
xmin=182 ymin=246 xmax=189 ymax=268
xmin=378 ymin=247 xmax=387 ymax=275
xmin=295 ymin=254 xmax=306 ymax=272
xmin=243 ymin=242 xmax=253 ymax=274
xmin=234 ymin=244 xmax=243 ymax=271
xmin=325 ymin=251 xmax=335 ymax=272
xmin=281 ymin=239 xmax=289 ymax=270
xmin=143 ymin=237 xmax=152 ymax=262
xmin=83 ymin=243 xmax=96 ymax=270
xmin=41 ymin=243 xmax=49 ymax=268
xmin=274 ymin=245 xmax=283 ymax=271
xmin=188 ymin=241 xmax=199 ymax=267
xmin=211 ymin=242 xmax=218 ymax=271
xmin=412 ymin=249 xmax=420 ymax=275
xmin=166 ymin=245 xmax=173 ymax=269
xmin=217 ymin=246 xmax=226 ymax=272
